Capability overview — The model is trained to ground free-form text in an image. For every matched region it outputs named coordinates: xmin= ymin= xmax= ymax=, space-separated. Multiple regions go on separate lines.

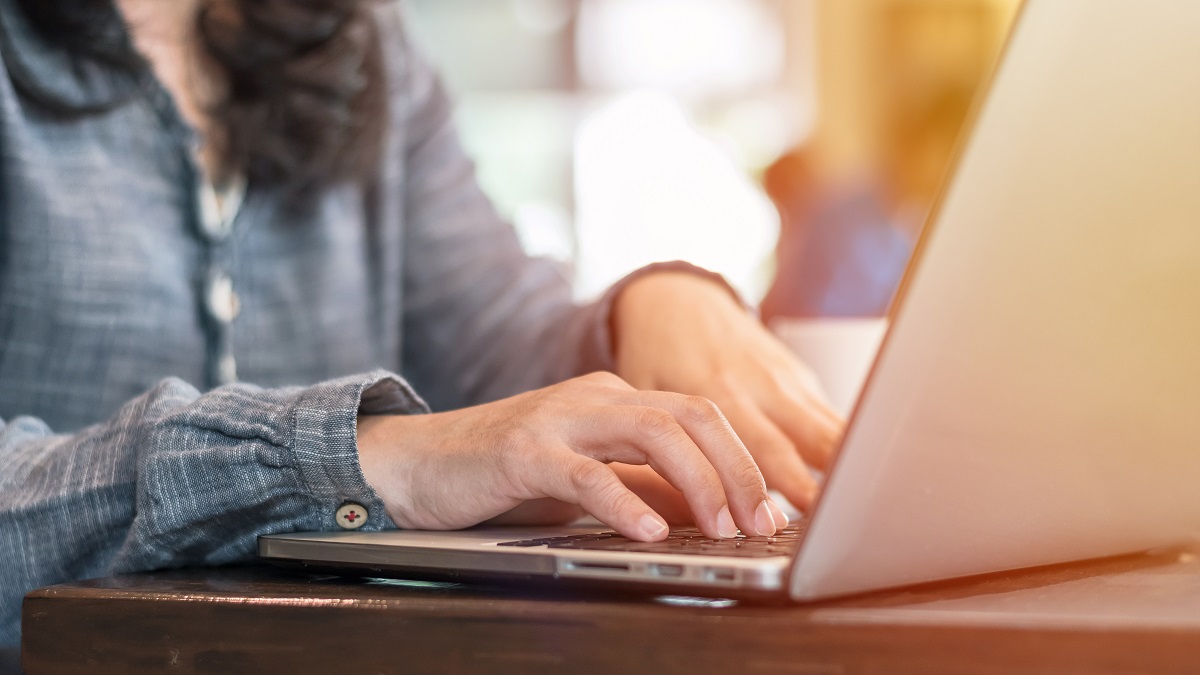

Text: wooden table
xmin=20 ymin=545 xmax=1200 ymax=674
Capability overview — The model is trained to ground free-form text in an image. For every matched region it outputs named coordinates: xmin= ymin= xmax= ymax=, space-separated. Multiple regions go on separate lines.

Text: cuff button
xmin=336 ymin=503 xmax=368 ymax=530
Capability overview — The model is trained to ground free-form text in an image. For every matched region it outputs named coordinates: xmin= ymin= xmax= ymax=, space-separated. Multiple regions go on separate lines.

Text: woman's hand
xmin=612 ymin=272 xmax=845 ymax=511
xmin=356 ymin=372 xmax=789 ymax=541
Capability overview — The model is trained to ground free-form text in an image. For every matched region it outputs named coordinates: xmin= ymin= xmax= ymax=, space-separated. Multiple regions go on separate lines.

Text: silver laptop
xmin=260 ymin=0 xmax=1200 ymax=602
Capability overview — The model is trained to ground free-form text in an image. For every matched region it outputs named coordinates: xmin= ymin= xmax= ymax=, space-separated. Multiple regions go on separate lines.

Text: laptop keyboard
xmin=496 ymin=521 xmax=807 ymax=558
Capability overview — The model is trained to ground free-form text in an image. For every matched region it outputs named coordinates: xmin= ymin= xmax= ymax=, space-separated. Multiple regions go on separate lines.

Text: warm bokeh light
xmin=405 ymin=0 xmax=1020 ymax=304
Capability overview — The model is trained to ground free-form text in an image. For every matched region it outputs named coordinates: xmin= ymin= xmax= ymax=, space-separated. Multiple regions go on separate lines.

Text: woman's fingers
xmin=763 ymin=384 xmax=843 ymax=472
xmin=536 ymin=451 xmax=669 ymax=541
xmin=363 ymin=372 xmax=802 ymax=539
xmin=569 ymin=376 xmax=778 ymax=536
xmin=578 ymin=404 xmax=742 ymax=538
xmin=629 ymin=392 xmax=779 ymax=537
xmin=717 ymin=391 xmax=821 ymax=511
xmin=609 ymin=463 xmax=692 ymax=525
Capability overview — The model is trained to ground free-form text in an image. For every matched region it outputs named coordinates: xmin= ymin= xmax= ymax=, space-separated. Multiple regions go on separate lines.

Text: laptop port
xmin=563 ymin=561 xmax=630 ymax=573
xmin=703 ymin=567 xmax=737 ymax=582
xmin=649 ymin=563 xmax=684 ymax=578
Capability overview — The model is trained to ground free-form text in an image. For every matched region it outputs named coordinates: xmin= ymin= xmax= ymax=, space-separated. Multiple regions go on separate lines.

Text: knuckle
xmin=730 ymin=455 xmax=768 ymax=491
xmin=604 ymin=487 xmax=646 ymax=517
xmin=568 ymin=460 xmax=613 ymax=495
xmin=631 ymin=407 xmax=682 ymax=443
xmin=577 ymin=466 xmax=642 ymax=515
xmin=679 ymin=395 xmax=726 ymax=426
xmin=580 ymin=371 xmax=626 ymax=388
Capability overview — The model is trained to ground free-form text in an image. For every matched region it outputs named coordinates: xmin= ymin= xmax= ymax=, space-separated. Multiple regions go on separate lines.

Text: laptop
xmin=260 ymin=0 xmax=1200 ymax=602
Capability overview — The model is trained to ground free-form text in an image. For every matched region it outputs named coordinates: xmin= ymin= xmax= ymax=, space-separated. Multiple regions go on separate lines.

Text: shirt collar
xmin=0 ymin=0 xmax=144 ymax=113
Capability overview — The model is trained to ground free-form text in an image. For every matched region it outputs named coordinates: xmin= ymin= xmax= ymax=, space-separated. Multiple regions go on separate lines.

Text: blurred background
xmin=404 ymin=0 xmax=1021 ymax=317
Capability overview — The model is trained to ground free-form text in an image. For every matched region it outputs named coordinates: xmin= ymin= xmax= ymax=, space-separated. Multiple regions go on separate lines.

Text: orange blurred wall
xmin=791 ymin=0 xmax=1021 ymax=219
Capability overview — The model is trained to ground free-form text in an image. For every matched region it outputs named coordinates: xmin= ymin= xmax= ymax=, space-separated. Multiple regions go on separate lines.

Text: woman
xmin=0 ymin=0 xmax=842 ymax=647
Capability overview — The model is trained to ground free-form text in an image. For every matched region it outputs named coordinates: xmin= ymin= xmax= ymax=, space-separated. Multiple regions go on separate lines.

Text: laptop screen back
xmin=790 ymin=0 xmax=1200 ymax=600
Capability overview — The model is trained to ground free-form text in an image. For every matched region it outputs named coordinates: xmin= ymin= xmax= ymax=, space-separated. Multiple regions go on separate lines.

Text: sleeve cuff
xmin=290 ymin=370 xmax=429 ymax=532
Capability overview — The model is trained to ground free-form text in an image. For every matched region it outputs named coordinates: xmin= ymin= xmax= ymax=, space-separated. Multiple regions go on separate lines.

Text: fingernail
xmin=640 ymin=513 xmax=668 ymax=540
xmin=767 ymin=499 xmax=790 ymax=529
xmin=716 ymin=505 xmax=737 ymax=538
xmin=755 ymin=500 xmax=776 ymax=536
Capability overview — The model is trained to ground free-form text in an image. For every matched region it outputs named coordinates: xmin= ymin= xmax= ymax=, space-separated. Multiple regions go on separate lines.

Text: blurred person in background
xmin=758 ymin=147 xmax=913 ymax=326
xmin=0 ymin=0 xmax=843 ymax=646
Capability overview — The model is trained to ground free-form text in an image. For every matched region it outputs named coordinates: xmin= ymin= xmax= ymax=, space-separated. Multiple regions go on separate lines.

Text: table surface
xmin=20 ymin=543 xmax=1200 ymax=674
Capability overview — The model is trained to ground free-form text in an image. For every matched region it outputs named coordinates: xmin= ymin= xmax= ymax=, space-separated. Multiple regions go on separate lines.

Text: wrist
xmin=612 ymin=271 xmax=740 ymax=346
xmin=356 ymin=413 xmax=426 ymax=528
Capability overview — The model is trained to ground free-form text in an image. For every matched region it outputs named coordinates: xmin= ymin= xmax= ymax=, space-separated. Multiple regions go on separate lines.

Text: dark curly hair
xmin=14 ymin=0 xmax=386 ymax=194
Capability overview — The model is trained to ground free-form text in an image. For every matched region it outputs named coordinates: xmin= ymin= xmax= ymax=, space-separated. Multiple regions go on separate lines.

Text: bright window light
xmin=574 ymin=91 xmax=779 ymax=301
xmin=576 ymin=0 xmax=784 ymax=97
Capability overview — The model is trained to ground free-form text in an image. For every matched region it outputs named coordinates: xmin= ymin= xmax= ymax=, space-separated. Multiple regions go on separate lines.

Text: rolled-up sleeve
xmin=0 ymin=370 xmax=425 ymax=647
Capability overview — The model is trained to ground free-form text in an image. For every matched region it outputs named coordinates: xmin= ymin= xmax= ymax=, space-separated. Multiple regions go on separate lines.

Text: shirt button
xmin=198 ymin=177 xmax=246 ymax=241
xmin=336 ymin=503 xmax=368 ymax=530
xmin=207 ymin=273 xmax=240 ymax=323
xmin=217 ymin=353 xmax=238 ymax=384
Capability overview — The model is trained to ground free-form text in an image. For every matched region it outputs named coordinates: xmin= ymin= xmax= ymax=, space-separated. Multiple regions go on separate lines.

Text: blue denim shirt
xmin=0 ymin=1 xmax=678 ymax=646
